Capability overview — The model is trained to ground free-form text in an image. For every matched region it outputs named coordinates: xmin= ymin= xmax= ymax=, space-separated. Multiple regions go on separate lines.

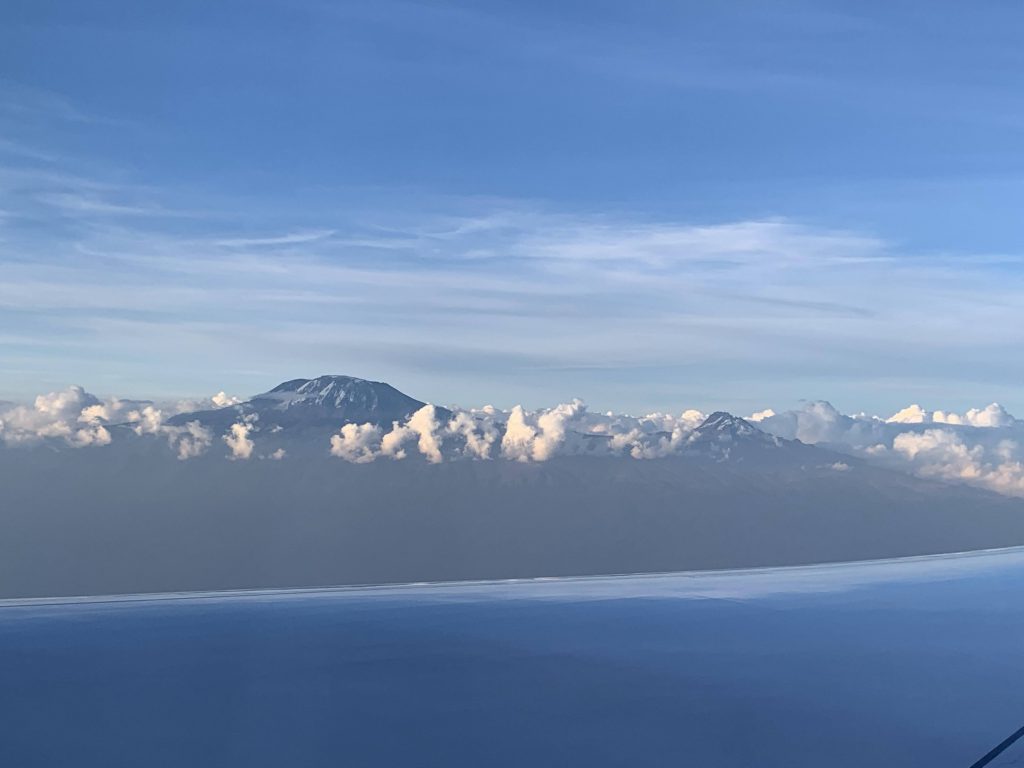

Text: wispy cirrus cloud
xmin=34 ymin=191 xmax=190 ymax=218
xmin=0 ymin=79 xmax=101 ymax=125
xmin=2 ymin=91 xmax=1024 ymax=412
xmin=3 ymin=182 xmax=1024 ymax=409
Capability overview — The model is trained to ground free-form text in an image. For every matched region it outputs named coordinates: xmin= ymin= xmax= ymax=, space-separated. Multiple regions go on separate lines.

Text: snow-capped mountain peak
xmin=169 ymin=375 xmax=433 ymax=432
xmin=687 ymin=410 xmax=789 ymax=461
xmin=694 ymin=411 xmax=763 ymax=439
xmin=256 ymin=375 xmax=416 ymax=412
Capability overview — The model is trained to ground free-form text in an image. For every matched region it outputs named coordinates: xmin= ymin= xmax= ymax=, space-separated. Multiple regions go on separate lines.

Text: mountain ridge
xmin=157 ymin=375 xmax=842 ymax=466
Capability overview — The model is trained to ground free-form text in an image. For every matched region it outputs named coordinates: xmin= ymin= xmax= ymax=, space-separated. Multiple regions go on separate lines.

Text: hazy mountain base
xmin=3 ymin=448 xmax=1024 ymax=598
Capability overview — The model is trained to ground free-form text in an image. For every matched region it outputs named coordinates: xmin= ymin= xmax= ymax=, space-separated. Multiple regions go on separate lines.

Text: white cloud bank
xmin=329 ymin=401 xmax=709 ymax=464
xmin=0 ymin=386 xmax=112 ymax=448
xmin=754 ymin=401 xmax=1024 ymax=497
xmin=0 ymin=385 xmax=236 ymax=460
xmin=5 ymin=384 xmax=1024 ymax=498
xmin=325 ymin=398 xmax=1024 ymax=498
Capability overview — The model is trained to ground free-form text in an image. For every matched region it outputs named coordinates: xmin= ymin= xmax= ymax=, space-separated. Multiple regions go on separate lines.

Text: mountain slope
xmin=3 ymin=448 xmax=1024 ymax=597
xmin=688 ymin=411 xmax=790 ymax=461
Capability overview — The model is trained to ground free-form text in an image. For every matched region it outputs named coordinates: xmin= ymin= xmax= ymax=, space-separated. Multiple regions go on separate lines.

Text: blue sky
xmin=2 ymin=0 xmax=1024 ymax=414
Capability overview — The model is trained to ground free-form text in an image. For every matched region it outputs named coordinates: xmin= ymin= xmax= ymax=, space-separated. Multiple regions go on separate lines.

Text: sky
xmin=2 ymin=0 xmax=1024 ymax=415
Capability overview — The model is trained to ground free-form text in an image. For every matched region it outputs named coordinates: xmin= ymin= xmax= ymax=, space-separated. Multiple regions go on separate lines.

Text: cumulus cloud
xmin=119 ymin=403 xmax=216 ymax=460
xmin=756 ymin=400 xmax=871 ymax=445
xmin=127 ymin=405 xmax=165 ymax=436
xmin=155 ymin=392 xmax=244 ymax=418
xmin=497 ymin=405 xmax=536 ymax=463
xmin=330 ymin=404 xmax=477 ymax=464
xmin=886 ymin=430 xmax=1024 ymax=496
xmin=446 ymin=409 xmax=500 ymax=459
xmin=329 ymin=423 xmax=383 ymax=463
xmin=886 ymin=404 xmax=929 ymax=424
xmin=957 ymin=404 xmax=1014 ymax=428
xmin=353 ymin=405 xmax=446 ymax=463
xmin=114 ymin=402 xmax=216 ymax=460
xmin=223 ymin=415 xmax=257 ymax=460
xmin=79 ymin=402 xmax=122 ymax=424
xmin=173 ymin=422 xmax=213 ymax=460
xmin=34 ymin=386 xmax=98 ymax=419
xmin=119 ymin=390 xmax=240 ymax=460
xmin=328 ymin=401 xmax=709 ymax=465
xmin=491 ymin=400 xmax=707 ymax=462
xmin=211 ymin=391 xmax=242 ymax=408
xmin=625 ymin=409 xmax=707 ymax=459
xmin=754 ymin=400 xmax=1024 ymax=496
xmin=501 ymin=404 xmax=575 ymax=461
xmin=885 ymin=402 xmax=1014 ymax=428
xmin=758 ymin=400 xmax=1021 ymax=445
xmin=0 ymin=385 xmax=242 ymax=462
xmin=404 ymin=405 xmax=445 ymax=463
xmin=0 ymin=386 xmax=114 ymax=446
xmin=531 ymin=399 xmax=587 ymax=461
xmin=70 ymin=424 xmax=112 ymax=447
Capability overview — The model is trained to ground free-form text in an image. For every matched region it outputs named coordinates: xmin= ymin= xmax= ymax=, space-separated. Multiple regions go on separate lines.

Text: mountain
xmin=160 ymin=375 xmax=840 ymax=465
xmin=689 ymin=411 xmax=781 ymax=454
xmin=9 ymin=377 xmax=1024 ymax=598
xmin=692 ymin=411 xmax=770 ymax=442
xmin=685 ymin=411 xmax=827 ymax=466
xmin=168 ymin=375 xmax=440 ymax=433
